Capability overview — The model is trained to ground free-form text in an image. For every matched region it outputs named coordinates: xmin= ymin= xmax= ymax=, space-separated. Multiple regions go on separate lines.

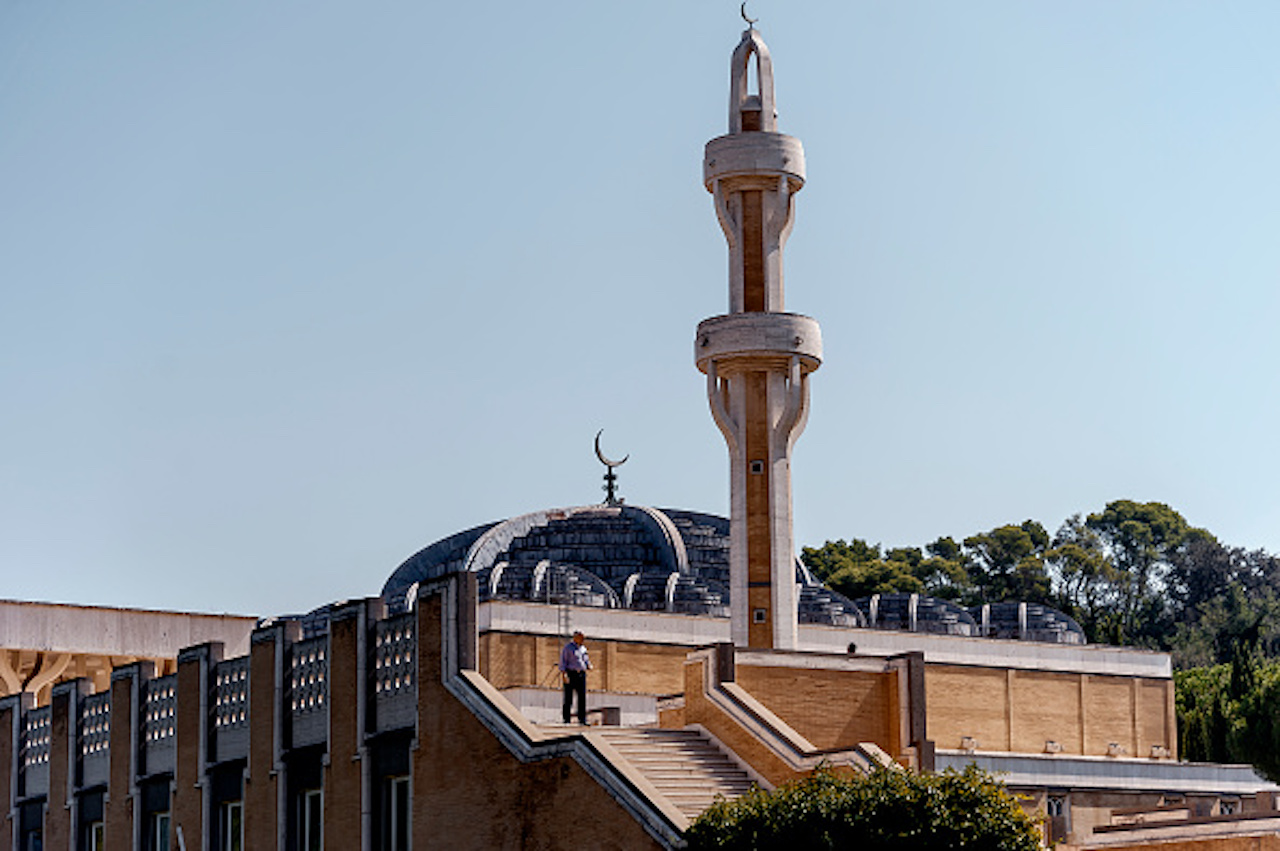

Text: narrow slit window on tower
xmin=740 ymin=51 xmax=763 ymax=131
xmin=750 ymin=460 xmax=765 ymax=474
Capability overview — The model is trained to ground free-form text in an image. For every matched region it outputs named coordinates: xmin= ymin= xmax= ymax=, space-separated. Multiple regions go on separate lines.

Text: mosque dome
xmin=381 ymin=506 xmax=1080 ymax=645
xmin=380 ymin=503 xmax=862 ymax=626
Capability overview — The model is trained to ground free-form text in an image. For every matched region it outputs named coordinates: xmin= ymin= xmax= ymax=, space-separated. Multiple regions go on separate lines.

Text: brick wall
xmin=45 ymin=682 xmax=75 ymax=848
xmin=736 ymin=664 xmax=899 ymax=752
xmin=324 ymin=602 xmax=372 ymax=851
xmin=926 ymin=664 xmax=1175 ymax=758
xmin=417 ymin=593 xmax=665 ymax=851
xmin=0 ymin=696 xmax=17 ymax=849
xmin=175 ymin=644 xmax=220 ymax=851
xmin=105 ymin=665 xmax=147 ymax=851
xmin=678 ymin=655 xmax=800 ymax=785
xmin=245 ymin=626 xmax=290 ymax=851
xmin=480 ymin=631 xmax=689 ymax=696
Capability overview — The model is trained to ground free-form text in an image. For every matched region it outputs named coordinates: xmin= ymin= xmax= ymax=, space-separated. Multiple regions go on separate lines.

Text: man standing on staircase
xmin=559 ymin=631 xmax=592 ymax=725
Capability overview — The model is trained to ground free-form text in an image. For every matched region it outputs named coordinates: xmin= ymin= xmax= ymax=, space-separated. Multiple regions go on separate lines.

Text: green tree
xmin=685 ymin=766 xmax=1042 ymax=851
xmin=963 ymin=521 xmax=1051 ymax=605
xmin=1176 ymin=655 xmax=1280 ymax=783
xmin=801 ymin=539 xmax=882 ymax=582
xmin=1045 ymin=516 xmax=1123 ymax=644
xmin=801 ymin=539 xmax=972 ymax=602
xmin=1085 ymin=500 xmax=1200 ymax=644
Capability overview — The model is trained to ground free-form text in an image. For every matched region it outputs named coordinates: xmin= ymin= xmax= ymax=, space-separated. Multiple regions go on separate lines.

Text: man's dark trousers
xmin=563 ymin=670 xmax=587 ymax=724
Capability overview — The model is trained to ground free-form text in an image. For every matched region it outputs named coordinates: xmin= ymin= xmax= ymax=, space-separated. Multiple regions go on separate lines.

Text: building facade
xmin=4 ymin=24 xmax=1277 ymax=851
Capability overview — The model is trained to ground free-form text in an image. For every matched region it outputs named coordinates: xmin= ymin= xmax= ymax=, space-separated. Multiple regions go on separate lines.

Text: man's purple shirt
xmin=559 ymin=641 xmax=590 ymax=673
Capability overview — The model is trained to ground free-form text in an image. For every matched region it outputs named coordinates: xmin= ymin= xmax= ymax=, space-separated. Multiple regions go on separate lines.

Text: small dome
xmin=623 ymin=571 xmax=729 ymax=617
xmin=798 ymin=584 xmax=865 ymax=628
xmin=482 ymin=561 xmax=619 ymax=609
xmin=855 ymin=593 xmax=977 ymax=637
xmin=969 ymin=601 xmax=1086 ymax=645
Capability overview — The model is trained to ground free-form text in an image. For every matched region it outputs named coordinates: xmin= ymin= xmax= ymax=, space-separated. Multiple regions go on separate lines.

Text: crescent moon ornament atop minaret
xmin=740 ymin=2 xmax=758 ymax=28
xmin=594 ymin=430 xmax=628 ymax=506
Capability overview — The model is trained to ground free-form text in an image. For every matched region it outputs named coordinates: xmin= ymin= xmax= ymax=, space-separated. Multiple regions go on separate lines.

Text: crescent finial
xmin=740 ymin=1 xmax=758 ymax=28
xmin=594 ymin=429 xmax=629 ymax=468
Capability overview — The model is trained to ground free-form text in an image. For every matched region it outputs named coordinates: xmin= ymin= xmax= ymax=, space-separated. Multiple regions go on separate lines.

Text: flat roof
xmin=0 ymin=599 xmax=258 ymax=659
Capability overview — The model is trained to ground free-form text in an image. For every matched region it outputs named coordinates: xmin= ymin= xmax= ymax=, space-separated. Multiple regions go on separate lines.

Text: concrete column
xmin=175 ymin=643 xmax=223 ymax=851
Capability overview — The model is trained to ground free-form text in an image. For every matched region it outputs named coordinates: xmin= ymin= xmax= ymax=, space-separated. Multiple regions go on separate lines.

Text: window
xmin=381 ymin=776 xmax=410 ymax=851
xmin=1220 ymin=799 xmax=1238 ymax=815
xmin=86 ymin=822 xmax=105 ymax=851
xmin=20 ymin=802 xmax=43 ymax=851
xmin=221 ymin=801 xmax=243 ymax=851
xmin=149 ymin=813 xmax=170 ymax=851
xmin=300 ymin=790 xmax=323 ymax=851
xmin=1045 ymin=795 xmax=1071 ymax=844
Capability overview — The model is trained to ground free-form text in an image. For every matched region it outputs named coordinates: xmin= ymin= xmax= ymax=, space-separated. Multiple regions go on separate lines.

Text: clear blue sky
xmin=2 ymin=2 xmax=1278 ymax=617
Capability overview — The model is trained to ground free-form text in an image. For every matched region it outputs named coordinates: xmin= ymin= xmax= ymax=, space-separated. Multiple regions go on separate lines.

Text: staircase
xmin=595 ymin=727 xmax=760 ymax=819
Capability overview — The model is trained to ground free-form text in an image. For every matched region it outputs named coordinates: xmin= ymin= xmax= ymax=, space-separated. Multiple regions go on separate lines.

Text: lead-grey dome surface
xmin=379 ymin=504 xmax=861 ymax=626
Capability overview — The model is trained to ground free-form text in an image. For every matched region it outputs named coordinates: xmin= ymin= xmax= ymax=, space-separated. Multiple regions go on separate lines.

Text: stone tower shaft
xmin=695 ymin=28 xmax=822 ymax=650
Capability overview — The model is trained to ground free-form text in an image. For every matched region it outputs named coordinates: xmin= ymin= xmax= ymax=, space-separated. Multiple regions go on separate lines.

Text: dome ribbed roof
xmin=969 ymin=601 xmax=1086 ymax=645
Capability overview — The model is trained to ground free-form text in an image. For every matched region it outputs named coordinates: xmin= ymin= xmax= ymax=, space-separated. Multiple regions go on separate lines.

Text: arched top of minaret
xmin=729 ymin=28 xmax=777 ymax=134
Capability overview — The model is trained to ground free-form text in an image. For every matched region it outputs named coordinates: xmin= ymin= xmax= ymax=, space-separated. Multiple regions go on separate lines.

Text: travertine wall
xmin=927 ymin=664 xmax=1176 ymax=758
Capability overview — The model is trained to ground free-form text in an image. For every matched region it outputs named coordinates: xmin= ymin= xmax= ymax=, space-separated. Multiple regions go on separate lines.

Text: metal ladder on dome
xmin=547 ymin=564 xmax=572 ymax=638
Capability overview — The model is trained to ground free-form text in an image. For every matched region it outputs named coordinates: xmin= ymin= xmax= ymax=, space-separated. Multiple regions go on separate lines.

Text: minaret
xmin=695 ymin=26 xmax=822 ymax=650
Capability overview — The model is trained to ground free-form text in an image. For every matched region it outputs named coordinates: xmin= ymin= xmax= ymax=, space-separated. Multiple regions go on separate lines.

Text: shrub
xmin=685 ymin=765 xmax=1041 ymax=850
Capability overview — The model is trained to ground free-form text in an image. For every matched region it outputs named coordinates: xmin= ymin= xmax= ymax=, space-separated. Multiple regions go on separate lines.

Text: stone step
xmin=629 ymin=766 xmax=750 ymax=779
xmin=594 ymin=727 xmax=759 ymax=819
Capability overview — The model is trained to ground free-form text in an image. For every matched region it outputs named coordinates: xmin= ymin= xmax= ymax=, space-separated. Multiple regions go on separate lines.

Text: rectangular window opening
xmin=221 ymin=801 xmax=243 ymax=851
xmin=381 ymin=776 xmax=411 ymax=851
xmin=300 ymin=789 xmax=323 ymax=851
xmin=149 ymin=813 xmax=170 ymax=851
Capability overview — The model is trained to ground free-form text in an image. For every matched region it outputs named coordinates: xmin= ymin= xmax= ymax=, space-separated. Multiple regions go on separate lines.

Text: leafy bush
xmin=685 ymin=765 xmax=1041 ymax=850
